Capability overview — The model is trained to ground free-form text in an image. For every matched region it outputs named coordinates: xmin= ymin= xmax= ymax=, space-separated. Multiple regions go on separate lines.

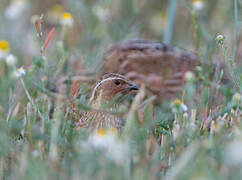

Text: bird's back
xmin=103 ymin=39 xmax=226 ymax=100
xmin=104 ymin=39 xmax=199 ymax=75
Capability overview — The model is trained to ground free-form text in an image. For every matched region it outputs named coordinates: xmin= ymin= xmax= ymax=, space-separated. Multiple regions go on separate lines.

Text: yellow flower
xmin=172 ymin=99 xmax=188 ymax=112
xmin=87 ymin=128 xmax=127 ymax=164
xmin=173 ymin=99 xmax=182 ymax=106
xmin=0 ymin=40 xmax=10 ymax=52
xmin=216 ymin=34 xmax=224 ymax=41
xmin=88 ymin=129 xmax=118 ymax=149
xmin=0 ymin=40 xmax=10 ymax=58
xmin=216 ymin=34 xmax=225 ymax=45
xmin=15 ymin=66 xmax=26 ymax=77
xmin=60 ymin=12 xmax=74 ymax=27
xmin=96 ymin=128 xmax=118 ymax=137
xmin=17 ymin=67 xmax=25 ymax=72
xmin=96 ymin=129 xmax=107 ymax=136
xmin=62 ymin=12 xmax=73 ymax=20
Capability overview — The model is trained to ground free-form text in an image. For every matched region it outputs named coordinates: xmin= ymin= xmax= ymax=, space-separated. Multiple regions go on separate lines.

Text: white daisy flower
xmin=171 ymin=99 xmax=188 ymax=113
xmin=5 ymin=54 xmax=17 ymax=66
xmin=216 ymin=34 xmax=225 ymax=45
xmin=5 ymin=0 xmax=27 ymax=20
xmin=60 ymin=12 xmax=74 ymax=28
xmin=185 ymin=71 xmax=195 ymax=82
xmin=0 ymin=40 xmax=10 ymax=59
xmin=15 ymin=67 xmax=26 ymax=78
xmin=192 ymin=0 xmax=204 ymax=11
xmin=88 ymin=129 xmax=128 ymax=164
xmin=216 ymin=34 xmax=224 ymax=41
xmin=88 ymin=129 xmax=118 ymax=149
xmin=92 ymin=5 xmax=110 ymax=21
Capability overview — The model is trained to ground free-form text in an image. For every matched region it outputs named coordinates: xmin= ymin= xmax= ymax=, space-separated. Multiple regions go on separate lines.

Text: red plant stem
xmin=35 ymin=20 xmax=42 ymax=38
xmin=41 ymin=27 xmax=55 ymax=54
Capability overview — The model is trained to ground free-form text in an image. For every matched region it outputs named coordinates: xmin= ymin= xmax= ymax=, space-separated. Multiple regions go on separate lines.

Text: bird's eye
xmin=114 ymin=79 xmax=120 ymax=85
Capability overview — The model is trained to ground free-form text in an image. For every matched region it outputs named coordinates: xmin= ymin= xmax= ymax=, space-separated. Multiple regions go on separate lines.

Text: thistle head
xmin=90 ymin=73 xmax=139 ymax=105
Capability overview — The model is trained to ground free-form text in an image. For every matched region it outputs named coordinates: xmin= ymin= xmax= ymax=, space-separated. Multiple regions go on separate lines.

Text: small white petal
xmin=15 ymin=67 xmax=26 ymax=77
xmin=5 ymin=0 xmax=27 ymax=20
xmin=181 ymin=103 xmax=188 ymax=112
xmin=32 ymin=150 xmax=40 ymax=157
xmin=185 ymin=71 xmax=195 ymax=81
xmin=5 ymin=54 xmax=17 ymax=66
xmin=60 ymin=13 xmax=74 ymax=28
xmin=0 ymin=50 xmax=9 ymax=59
xmin=192 ymin=1 xmax=204 ymax=11
xmin=216 ymin=34 xmax=224 ymax=41
xmin=93 ymin=6 xmax=110 ymax=21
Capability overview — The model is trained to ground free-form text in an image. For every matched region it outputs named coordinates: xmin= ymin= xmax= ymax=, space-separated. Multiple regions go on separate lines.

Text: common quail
xmin=103 ymin=39 xmax=227 ymax=101
xmin=76 ymin=73 xmax=139 ymax=131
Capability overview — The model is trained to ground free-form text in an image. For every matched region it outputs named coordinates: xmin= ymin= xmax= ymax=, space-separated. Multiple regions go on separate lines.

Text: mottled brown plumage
xmin=76 ymin=73 xmax=139 ymax=130
xmin=103 ymin=39 xmax=227 ymax=101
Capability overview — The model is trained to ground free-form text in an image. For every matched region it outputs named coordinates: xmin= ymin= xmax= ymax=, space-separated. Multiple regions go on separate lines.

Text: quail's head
xmin=90 ymin=73 xmax=139 ymax=105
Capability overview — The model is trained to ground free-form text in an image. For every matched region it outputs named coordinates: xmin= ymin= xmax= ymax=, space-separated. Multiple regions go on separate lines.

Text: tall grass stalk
xmin=0 ymin=158 xmax=3 ymax=180
xmin=164 ymin=0 xmax=178 ymax=44
xmin=165 ymin=141 xmax=200 ymax=180
xmin=192 ymin=10 xmax=199 ymax=53
xmin=20 ymin=78 xmax=45 ymax=121
xmin=220 ymin=44 xmax=241 ymax=92
xmin=233 ymin=0 xmax=238 ymax=63
xmin=49 ymin=97 xmax=64 ymax=161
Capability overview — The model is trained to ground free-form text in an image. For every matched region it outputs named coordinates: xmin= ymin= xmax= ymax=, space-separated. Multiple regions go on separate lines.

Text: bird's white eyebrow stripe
xmin=94 ymin=77 xmax=128 ymax=92
xmin=89 ymin=77 xmax=130 ymax=104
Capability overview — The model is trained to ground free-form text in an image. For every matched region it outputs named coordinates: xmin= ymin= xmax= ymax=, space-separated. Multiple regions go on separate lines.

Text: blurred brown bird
xmin=76 ymin=73 xmax=139 ymax=130
xmin=103 ymin=39 xmax=227 ymax=102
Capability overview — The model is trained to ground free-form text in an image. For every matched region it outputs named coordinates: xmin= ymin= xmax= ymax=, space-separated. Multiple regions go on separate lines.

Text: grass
xmin=0 ymin=0 xmax=241 ymax=180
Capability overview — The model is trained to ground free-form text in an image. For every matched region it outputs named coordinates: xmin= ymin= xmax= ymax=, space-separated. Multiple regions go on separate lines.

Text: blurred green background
xmin=0 ymin=1 xmax=241 ymax=180
xmin=0 ymin=0 xmax=242 ymax=69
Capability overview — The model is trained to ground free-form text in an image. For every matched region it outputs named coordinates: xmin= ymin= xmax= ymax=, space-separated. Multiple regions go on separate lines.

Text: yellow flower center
xmin=217 ymin=35 xmax=223 ymax=40
xmin=173 ymin=99 xmax=182 ymax=106
xmin=17 ymin=67 xmax=23 ymax=71
xmin=17 ymin=67 xmax=25 ymax=73
xmin=0 ymin=40 xmax=10 ymax=52
xmin=96 ymin=129 xmax=107 ymax=136
xmin=61 ymin=12 xmax=73 ymax=20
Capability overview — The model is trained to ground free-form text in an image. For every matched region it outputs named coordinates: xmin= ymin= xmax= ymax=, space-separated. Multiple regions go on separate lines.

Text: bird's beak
xmin=129 ymin=84 xmax=139 ymax=91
